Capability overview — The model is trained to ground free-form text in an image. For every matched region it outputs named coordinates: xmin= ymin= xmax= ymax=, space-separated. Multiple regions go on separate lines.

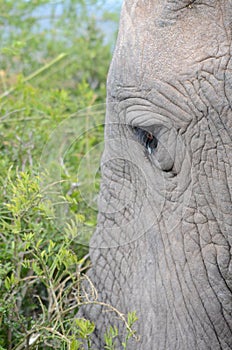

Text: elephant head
xmin=79 ymin=1 xmax=232 ymax=348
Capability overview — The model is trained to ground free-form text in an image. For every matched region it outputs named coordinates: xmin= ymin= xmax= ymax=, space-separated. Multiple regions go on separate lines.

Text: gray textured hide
xmin=79 ymin=1 xmax=232 ymax=349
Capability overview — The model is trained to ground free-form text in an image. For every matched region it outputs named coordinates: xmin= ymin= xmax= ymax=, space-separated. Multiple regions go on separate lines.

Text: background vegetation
xmin=0 ymin=1 xmax=138 ymax=349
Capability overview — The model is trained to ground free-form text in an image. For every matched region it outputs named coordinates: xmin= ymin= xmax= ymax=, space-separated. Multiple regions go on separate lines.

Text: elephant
xmin=79 ymin=1 xmax=232 ymax=349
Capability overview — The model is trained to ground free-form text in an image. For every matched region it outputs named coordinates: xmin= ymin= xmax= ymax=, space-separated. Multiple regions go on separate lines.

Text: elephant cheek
xmin=94 ymin=155 xmax=164 ymax=248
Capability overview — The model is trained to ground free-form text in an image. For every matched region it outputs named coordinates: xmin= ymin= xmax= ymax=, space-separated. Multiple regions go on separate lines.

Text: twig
xmin=0 ymin=53 xmax=68 ymax=99
xmin=0 ymin=108 xmax=26 ymax=122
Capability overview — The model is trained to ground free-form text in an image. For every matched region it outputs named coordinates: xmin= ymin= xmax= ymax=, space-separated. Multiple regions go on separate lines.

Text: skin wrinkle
xmin=200 ymin=76 xmax=226 ymax=113
xmin=160 ymin=80 xmax=199 ymax=125
xmin=160 ymin=1 xmax=212 ymax=26
xmin=223 ymin=57 xmax=232 ymax=108
xmin=216 ymin=268 xmax=232 ymax=320
xmin=202 ymin=93 xmax=231 ymax=148
xmin=99 ymin=156 xmax=149 ymax=246
xmin=198 ymin=247 xmax=229 ymax=349
xmin=136 ymin=71 xmax=232 ymax=344
xmin=159 ymin=219 xmax=199 ymax=343
xmin=173 ymin=230 xmax=212 ymax=346
xmin=194 ymin=143 xmax=232 ymax=345
xmin=146 ymin=252 xmax=160 ymax=345
xmin=200 ymin=137 xmax=230 ymax=241
xmin=175 ymin=86 xmax=206 ymax=141
xmin=153 ymin=222 xmax=179 ymax=348
xmin=118 ymin=92 xmax=186 ymax=125
xmin=157 ymin=227 xmax=181 ymax=342
xmin=78 ymin=1 xmax=232 ymax=348
xmin=108 ymin=256 xmax=125 ymax=306
xmin=184 ymin=234 xmax=223 ymax=348
xmin=161 ymin=219 xmax=192 ymax=340
xmin=181 ymin=243 xmax=210 ymax=349
xmin=174 ymin=236 xmax=203 ymax=338
xmin=220 ymin=106 xmax=232 ymax=140
xmin=213 ymin=154 xmax=232 ymax=219
xmin=197 ymin=170 xmax=219 ymax=224
xmin=122 ymin=94 xmax=191 ymax=135
xmin=213 ymin=260 xmax=232 ymax=326
xmin=199 ymin=230 xmax=232 ymax=334
xmin=186 ymin=79 xmax=209 ymax=116
xmin=151 ymin=80 xmax=193 ymax=117
xmin=191 ymin=74 xmax=231 ymax=227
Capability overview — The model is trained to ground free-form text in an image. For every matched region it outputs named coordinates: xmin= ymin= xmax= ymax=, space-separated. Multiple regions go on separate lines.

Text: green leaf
xmin=70 ymin=338 xmax=81 ymax=350
xmin=75 ymin=318 xmax=95 ymax=339
xmin=127 ymin=311 xmax=138 ymax=327
xmin=4 ymin=277 xmax=11 ymax=291
xmin=32 ymin=261 xmax=43 ymax=276
xmin=48 ymin=240 xmax=55 ymax=253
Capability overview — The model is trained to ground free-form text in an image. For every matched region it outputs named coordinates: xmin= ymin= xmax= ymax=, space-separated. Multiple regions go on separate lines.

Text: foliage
xmin=0 ymin=0 xmax=113 ymax=240
xmin=122 ymin=311 xmax=139 ymax=349
xmin=0 ymin=170 xmax=86 ymax=349
xmin=104 ymin=326 xmax=119 ymax=350
xmin=0 ymin=0 xmax=117 ymax=98
xmin=0 ymin=0 xmax=138 ymax=349
xmin=104 ymin=312 xmax=138 ymax=350
xmin=0 ymin=170 xmax=138 ymax=349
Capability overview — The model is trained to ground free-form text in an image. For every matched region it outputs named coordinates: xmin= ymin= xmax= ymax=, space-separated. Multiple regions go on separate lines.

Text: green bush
xmin=0 ymin=170 xmax=138 ymax=349
xmin=0 ymin=1 xmax=138 ymax=348
xmin=0 ymin=0 xmax=112 ymax=245
xmin=0 ymin=170 xmax=85 ymax=349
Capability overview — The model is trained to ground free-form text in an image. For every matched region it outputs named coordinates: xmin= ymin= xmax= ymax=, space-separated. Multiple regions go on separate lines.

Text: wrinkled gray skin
xmin=80 ymin=1 xmax=232 ymax=349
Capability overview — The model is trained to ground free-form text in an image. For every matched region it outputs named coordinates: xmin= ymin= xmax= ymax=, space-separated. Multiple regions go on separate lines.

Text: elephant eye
xmin=133 ymin=127 xmax=158 ymax=155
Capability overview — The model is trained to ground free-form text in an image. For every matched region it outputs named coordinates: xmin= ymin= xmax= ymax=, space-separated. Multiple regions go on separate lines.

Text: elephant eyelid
xmin=133 ymin=127 xmax=158 ymax=154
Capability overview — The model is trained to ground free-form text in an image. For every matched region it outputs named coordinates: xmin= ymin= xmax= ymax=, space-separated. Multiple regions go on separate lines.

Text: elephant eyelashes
xmin=133 ymin=127 xmax=158 ymax=154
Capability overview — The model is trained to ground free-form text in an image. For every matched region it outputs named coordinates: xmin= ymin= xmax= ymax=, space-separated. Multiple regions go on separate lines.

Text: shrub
xmin=0 ymin=1 xmax=139 ymax=349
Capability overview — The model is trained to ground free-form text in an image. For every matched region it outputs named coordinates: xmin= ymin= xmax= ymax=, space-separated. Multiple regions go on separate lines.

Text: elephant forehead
xmin=109 ymin=1 xmax=231 ymax=89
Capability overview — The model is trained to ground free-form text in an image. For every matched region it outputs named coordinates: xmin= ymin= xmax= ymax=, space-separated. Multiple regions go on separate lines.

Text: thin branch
xmin=0 ymin=108 xmax=26 ymax=122
xmin=0 ymin=53 xmax=68 ymax=99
